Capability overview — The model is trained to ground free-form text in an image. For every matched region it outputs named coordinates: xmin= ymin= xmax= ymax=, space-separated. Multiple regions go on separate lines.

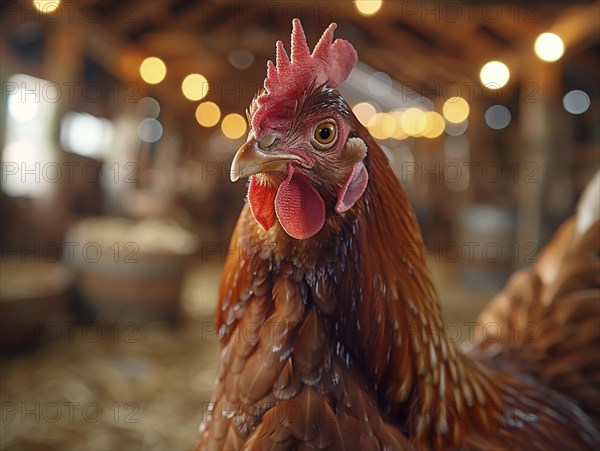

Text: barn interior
xmin=1 ymin=1 xmax=598 ymax=449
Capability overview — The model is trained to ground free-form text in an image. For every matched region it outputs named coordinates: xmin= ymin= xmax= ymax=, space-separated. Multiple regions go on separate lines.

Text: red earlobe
xmin=335 ymin=161 xmax=369 ymax=214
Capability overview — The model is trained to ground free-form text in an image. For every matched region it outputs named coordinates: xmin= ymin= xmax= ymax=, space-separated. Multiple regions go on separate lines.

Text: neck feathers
xmin=332 ymin=138 xmax=502 ymax=446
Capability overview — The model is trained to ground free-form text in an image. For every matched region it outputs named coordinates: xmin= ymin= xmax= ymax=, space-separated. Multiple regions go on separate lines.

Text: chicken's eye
xmin=312 ymin=121 xmax=337 ymax=150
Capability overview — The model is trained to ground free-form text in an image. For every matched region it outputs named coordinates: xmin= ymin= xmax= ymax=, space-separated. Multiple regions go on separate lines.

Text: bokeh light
xmin=195 ymin=102 xmax=221 ymax=127
xmin=562 ymin=90 xmax=590 ymax=115
xmin=136 ymin=97 xmax=161 ymax=119
xmin=368 ymin=72 xmax=393 ymax=96
xmin=445 ymin=120 xmax=468 ymax=136
xmin=355 ymin=0 xmax=382 ymax=16
xmin=480 ymin=61 xmax=510 ymax=89
xmin=485 ymin=105 xmax=511 ymax=129
xmin=390 ymin=111 xmax=408 ymax=139
xmin=353 ymin=102 xmax=377 ymax=126
xmin=400 ymin=108 xmax=427 ymax=136
xmin=422 ymin=112 xmax=445 ymax=138
xmin=8 ymin=90 xmax=40 ymax=122
xmin=442 ymin=97 xmax=469 ymax=124
xmin=228 ymin=50 xmax=254 ymax=70
xmin=534 ymin=33 xmax=565 ymax=62
xmin=138 ymin=118 xmax=163 ymax=142
xmin=61 ymin=112 xmax=113 ymax=158
xmin=140 ymin=57 xmax=167 ymax=84
xmin=368 ymin=113 xmax=396 ymax=140
xmin=33 ymin=0 xmax=60 ymax=13
xmin=221 ymin=113 xmax=247 ymax=139
xmin=182 ymin=74 xmax=208 ymax=101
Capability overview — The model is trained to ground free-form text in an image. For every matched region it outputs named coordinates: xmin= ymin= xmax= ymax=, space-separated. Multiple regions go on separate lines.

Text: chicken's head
xmin=230 ymin=19 xmax=368 ymax=240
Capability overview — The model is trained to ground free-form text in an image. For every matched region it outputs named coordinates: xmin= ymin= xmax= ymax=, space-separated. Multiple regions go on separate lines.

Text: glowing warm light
xmin=355 ymin=0 xmax=382 ymax=16
xmin=480 ymin=61 xmax=510 ymax=89
xmin=422 ymin=112 xmax=445 ymax=138
xmin=534 ymin=33 xmax=564 ymax=62
xmin=221 ymin=113 xmax=247 ymax=139
xmin=182 ymin=73 xmax=208 ymax=101
xmin=400 ymin=108 xmax=427 ymax=136
xmin=563 ymin=90 xmax=590 ymax=115
xmin=390 ymin=111 xmax=408 ymax=139
xmin=33 ymin=0 xmax=60 ymax=13
xmin=368 ymin=113 xmax=396 ymax=140
xmin=195 ymin=102 xmax=221 ymax=127
xmin=353 ymin=102 xmax=377 ymax=126
xmin=140 ymin=57 xmax=166 ymax=84
xmin=442 ymin=97 xmax=469 ymax=124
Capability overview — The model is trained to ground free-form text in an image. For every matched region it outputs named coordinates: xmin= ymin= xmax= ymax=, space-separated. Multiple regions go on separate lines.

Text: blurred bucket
xmin=65 ymin=217 xmax=198 ymax=323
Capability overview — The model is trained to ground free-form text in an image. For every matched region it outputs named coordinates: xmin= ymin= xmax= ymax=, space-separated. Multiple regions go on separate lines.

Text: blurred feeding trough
xmin=65 ymin=217 xmax=199 ymax=323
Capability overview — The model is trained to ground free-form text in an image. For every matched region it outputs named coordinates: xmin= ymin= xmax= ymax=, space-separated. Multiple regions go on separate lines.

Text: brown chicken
xmin=195 ymin=20 xmax=600 ymax=450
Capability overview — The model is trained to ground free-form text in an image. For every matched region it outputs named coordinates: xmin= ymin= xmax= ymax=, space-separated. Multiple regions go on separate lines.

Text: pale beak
xmin=230 ymin=138 xmax=306 ymax=182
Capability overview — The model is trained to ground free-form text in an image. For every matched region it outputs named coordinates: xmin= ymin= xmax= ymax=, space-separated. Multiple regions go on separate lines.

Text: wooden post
xmin=515 ymin=56 xmax=562 ymax=263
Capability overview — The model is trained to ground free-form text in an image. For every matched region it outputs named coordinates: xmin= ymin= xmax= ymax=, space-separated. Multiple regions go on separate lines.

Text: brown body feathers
xmin=195 ymin=124 xmax=599 ymax=449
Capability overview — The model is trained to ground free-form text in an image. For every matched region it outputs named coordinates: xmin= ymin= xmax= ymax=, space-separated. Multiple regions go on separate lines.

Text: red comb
xmin=251 ymin=19 xmax=357 ymax=136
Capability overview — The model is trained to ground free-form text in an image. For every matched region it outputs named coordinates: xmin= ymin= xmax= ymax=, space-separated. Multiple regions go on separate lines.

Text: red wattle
xmin=248 ymin=177 xmax=277 ymax=231
xmin=275 ymin=165 xmax=325 ymax=240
